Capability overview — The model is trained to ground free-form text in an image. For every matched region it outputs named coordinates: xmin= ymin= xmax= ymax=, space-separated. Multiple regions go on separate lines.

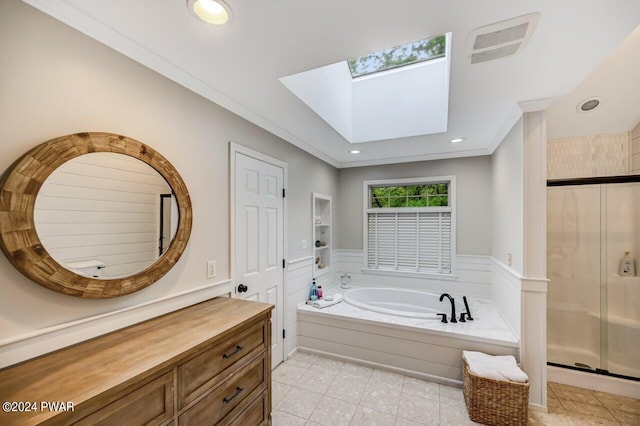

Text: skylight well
xmin=280 ymin=33 xmax=451 ymax=144
xmin=348 ymin=35 xmax=446 ymax=78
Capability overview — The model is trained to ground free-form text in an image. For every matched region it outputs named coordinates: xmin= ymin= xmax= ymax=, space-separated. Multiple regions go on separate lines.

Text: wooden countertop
xmin=0 ymin=297 xmax=273 ymax=425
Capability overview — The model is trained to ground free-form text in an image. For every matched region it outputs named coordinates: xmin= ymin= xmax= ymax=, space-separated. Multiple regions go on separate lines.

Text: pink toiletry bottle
xmin=317 ymin=285 xmax=323 ymax=300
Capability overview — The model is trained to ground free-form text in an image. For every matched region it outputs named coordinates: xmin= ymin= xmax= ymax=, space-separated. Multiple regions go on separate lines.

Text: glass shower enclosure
xmin=547 ymin=179 xmax=640 ymax=379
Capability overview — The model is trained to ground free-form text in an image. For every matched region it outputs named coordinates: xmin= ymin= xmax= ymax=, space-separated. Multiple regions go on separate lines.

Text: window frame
xmin=362 ymin=176 xmax=457 ymax=278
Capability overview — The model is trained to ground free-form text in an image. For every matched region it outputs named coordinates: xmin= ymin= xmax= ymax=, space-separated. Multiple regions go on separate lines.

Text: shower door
xmin=547 ymin=184 xmax=601 ymax=371
xmin=547 ymin=181 xmax=640 ymax=379
xmin=603 ymin=182 xmax=640 ymax=378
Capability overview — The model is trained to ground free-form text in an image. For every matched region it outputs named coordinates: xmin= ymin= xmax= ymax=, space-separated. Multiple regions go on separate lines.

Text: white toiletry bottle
xmin=619 ymin=251 xmax=636 ymax=276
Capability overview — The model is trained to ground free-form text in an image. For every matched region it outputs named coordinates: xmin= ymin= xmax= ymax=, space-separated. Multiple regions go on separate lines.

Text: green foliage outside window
xmin=348 ymin=35 xmax=446 ymax=78
xmin=371 ymin=184 xmax=448 ymax=208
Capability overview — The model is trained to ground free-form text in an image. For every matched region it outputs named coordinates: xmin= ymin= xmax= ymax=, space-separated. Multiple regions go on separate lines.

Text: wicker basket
xmin=462 ymin=357 xmax=530 ymax=426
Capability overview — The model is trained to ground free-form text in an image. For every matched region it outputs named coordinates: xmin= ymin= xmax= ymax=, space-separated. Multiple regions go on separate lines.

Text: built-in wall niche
xmin=312 ymin=193 xmax=331 ymax=277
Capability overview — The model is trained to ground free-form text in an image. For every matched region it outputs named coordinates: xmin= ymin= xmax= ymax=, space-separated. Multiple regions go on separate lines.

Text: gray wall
xmin=335 ymin=156 xmax=493 ymax=255
xmin=491 ymin=118 xmax=523 ymax=273
xmin=0 ymin=0 xmax=337 ymax=348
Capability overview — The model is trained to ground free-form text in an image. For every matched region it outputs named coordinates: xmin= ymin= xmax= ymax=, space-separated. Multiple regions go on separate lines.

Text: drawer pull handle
xmin=223 ymin=386 xmax=244 ymax=404
xmin=223 ymin=345 xmax=244 ymax=359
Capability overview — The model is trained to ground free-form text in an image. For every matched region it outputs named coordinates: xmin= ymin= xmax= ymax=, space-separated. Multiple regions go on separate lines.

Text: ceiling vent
xmin=467 ymin=13 xmax=540 ymax=64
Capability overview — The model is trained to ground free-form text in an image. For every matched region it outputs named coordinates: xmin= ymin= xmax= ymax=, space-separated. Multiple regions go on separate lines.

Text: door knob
xmin=237 ymin=284 xmax=248 ymax=293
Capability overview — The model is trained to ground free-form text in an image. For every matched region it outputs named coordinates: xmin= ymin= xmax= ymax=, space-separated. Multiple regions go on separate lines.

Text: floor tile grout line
xmin=592 ymin=390 xmax=637 ymax=424
xmin=562 ymin=401 xmax=623 ymax=424
xmin=547 ymin=384 xmax=559 ymax=401
xmin=590 ymin=388 xmax=624 ymax=424
xmin=352 ymin=365 xmax=373 ymax=407
xmin=276 ymin=358 xmax=638 ymax=426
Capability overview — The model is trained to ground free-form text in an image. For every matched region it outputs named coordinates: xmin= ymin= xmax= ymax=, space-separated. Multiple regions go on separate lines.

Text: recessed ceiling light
xmin=577 ymin=97 xmax=601 ymax=112
xmin=449 ymin=138 xmax=464 ymax=143
xmin=349 ymin=149 xmax=361 ymax=154
xmin=187 ymin=0 xmax=232 ymax=25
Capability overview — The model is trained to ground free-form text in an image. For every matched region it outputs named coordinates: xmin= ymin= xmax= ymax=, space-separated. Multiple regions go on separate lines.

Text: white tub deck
xmin=297 ymin=290 xmax=519 ymax=385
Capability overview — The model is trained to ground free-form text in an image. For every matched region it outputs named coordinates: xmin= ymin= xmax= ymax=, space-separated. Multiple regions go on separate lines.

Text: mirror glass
xmin=34 ymin=152 xmax=179 ymax=279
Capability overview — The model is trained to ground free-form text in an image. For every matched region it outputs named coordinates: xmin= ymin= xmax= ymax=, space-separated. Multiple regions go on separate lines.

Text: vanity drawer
xmin=178 ymin=319 xmax=266 ymax=408
xmin=74 ymin=371 xmax=174 ymax=426
xmin=178 ymin=353 xmax=267 ymax=426
xmin=225 ymin=390 xmax=269 ymax=426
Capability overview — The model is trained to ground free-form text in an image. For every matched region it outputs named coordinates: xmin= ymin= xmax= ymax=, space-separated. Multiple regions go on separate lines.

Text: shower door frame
xmin=547 ymin=174 xmax=640 ymax=382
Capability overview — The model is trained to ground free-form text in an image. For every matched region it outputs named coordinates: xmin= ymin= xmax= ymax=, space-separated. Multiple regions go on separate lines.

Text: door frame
xmin=229 ymin=142 xmax=288 ymax=362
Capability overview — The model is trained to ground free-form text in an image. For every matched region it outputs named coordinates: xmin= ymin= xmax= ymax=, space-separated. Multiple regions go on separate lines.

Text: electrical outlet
xmin=301 ymin=239 xmax=307 ymax=250
xmin=207 ymin=260 xmax=216 ymax=278
xmin=507 ymin=253 xmax=512 ymax=267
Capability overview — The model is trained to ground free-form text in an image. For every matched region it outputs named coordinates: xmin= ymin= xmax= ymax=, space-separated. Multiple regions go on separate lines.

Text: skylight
xmin=347 ymin=35 xmax=446 ymax=78
xmin=279 ymin=32 xmax=451 ymax=143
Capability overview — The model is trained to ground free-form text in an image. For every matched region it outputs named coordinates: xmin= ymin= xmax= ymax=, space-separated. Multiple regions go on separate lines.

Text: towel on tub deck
xmin=462 ymin=350 xmax=529 ymax=383
xmin=306 ymin=294 xmax=343 ymax=309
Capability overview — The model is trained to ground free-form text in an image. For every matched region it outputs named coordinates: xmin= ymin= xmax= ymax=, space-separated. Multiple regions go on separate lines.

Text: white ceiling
xmin=23 ymin=0 xmax=640 ymax=168
xmin=547 ymin=25 xmax=640 ymax=140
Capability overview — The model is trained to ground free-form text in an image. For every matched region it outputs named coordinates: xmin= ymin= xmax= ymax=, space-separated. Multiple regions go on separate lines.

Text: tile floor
xmin=271 ymin=351 xmax=640 ymax=426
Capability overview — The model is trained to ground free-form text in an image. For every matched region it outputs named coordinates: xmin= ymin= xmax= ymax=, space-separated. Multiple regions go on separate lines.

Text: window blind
xmin=367 ymin=211 xmax=452 ymax=274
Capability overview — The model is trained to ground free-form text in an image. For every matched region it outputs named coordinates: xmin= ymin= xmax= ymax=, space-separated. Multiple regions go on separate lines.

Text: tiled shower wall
xmin=547 ymin=131 xmax=631 ymax=179
xmin=632 ymin=122 xmax=640 ymax=174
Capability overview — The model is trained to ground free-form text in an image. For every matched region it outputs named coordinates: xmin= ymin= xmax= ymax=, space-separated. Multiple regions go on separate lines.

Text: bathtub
xmin=297 ymin=286 xmax=519 ymax=384
xmin=343 ymin=287 xmax=464 ymax=319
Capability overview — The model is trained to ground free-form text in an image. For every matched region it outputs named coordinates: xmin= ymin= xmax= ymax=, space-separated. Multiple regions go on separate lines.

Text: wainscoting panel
xmin=332 ymin=250 xmax=491 ymax=298
xmin=490 ymin=257 xmax=523 ymax=339
xmin=284 ymin=256 xmax=313 ymax=357
xmin=298 ymin=309 xmax=518 ymax=383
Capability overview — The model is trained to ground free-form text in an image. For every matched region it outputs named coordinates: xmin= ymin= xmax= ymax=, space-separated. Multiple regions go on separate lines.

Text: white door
xmin=233 ymin=150 xmax=285 ymax=368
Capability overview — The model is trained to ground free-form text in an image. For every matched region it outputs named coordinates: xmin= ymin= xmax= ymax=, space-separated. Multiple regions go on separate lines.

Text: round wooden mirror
xmin=0 ymin=132 xmax=193 ymax=298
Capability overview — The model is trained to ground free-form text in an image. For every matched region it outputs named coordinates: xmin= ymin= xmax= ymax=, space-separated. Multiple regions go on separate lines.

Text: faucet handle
xmin=437 ymin=313 xmax=448 ymax=323
xmin=459 ymin=312 xmax=467 ymax=322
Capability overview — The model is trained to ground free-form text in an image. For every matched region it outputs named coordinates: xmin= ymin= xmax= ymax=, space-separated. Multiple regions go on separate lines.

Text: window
xmin=347 ymin=34 xmax=446 ymax=78
xmin=364 ymin=177 xmax=455 ymax=276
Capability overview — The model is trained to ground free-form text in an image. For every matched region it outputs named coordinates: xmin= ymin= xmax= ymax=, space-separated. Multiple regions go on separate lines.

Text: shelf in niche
xmin=312 ymin=192 xmax=331 ymax=279
xmin=314 ymin=267 xmax=330 ymax=277
xmin=611 ymin=274 xmax=640 ymax=281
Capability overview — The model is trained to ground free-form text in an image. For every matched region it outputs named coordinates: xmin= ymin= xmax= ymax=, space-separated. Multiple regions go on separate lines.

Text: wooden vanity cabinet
xmin=0 ymin=297 xmax=273 ymax=426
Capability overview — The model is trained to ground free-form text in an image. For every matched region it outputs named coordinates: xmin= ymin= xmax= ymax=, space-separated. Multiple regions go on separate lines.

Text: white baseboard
xmin=285 ymin=347 xmax=299 ymax=360
xmin=528 ymin=403 xmax=548 ymax=413
xmin=0 ymin=279 xmax=232 ymax=368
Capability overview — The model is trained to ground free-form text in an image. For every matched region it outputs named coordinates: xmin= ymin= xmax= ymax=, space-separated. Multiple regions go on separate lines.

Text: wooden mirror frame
xmin=0 ymin=132 xmax=193 ymax=298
